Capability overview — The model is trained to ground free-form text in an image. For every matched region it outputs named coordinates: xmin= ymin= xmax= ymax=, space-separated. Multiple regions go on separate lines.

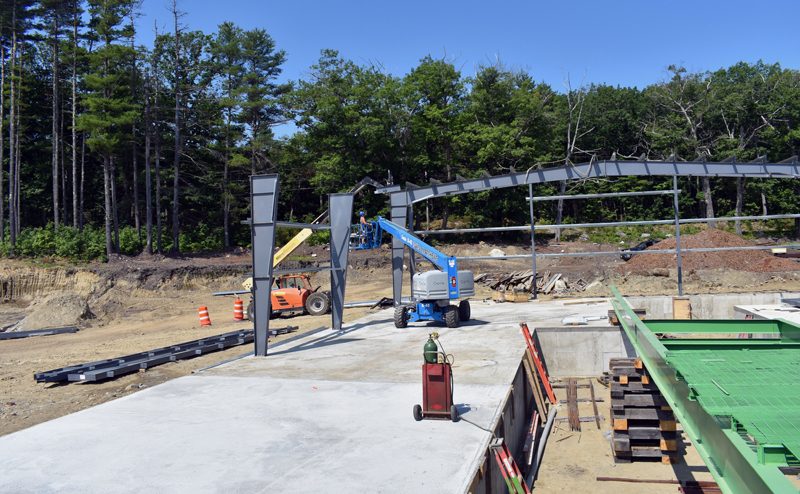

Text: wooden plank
xmin=613 ymin=432 xmax=630 ymax=453
xmin=673 ymin=297 xmax=691 ymax=319
xmin=661 ymin=439 xmax=677 ymax=451
xmin=611 ymin=407 xmax=674 ymax=421
xmin=555 ymin=415 xmax=606 ymax=423
xmin=660 ymin=420 xmax=677 ymax=432
xmin=552 ymin=383 xmax=590 ymax=389
xmin=559 ymin=398 xmax=604 ymax=403
xmin=613 ymin=418 xmax=628 ymax=431
xmin=589 ymin=381 xmax=601 ymax=429
xmin=610 ymin=381 xmax=660 ymax=396
xmin=611 ymin=394 xmax=668 ymax=409
xmin=522 ymin=351 xmax=546 ymax=426
xmin=618 ymin=428 xmax=678 ymax=440
xmin=568 ymin=378 xmax=580 ymax=432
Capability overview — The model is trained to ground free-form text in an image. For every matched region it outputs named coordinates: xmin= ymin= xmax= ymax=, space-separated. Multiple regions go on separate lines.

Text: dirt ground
xmin=1 ymin=235 xmax=799 ymax=490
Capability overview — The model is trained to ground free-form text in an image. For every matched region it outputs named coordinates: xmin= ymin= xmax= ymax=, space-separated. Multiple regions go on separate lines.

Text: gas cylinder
xmin=424 ymin=334 xmax=438 ymax=364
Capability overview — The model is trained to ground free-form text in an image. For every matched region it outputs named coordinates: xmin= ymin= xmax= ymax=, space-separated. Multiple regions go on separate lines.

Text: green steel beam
xmin=610 ymin=286 xmax=798 ymax=494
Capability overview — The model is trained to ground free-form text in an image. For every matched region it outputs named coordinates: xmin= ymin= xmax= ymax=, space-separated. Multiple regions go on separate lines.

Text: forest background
xmin=1 ymin=0 xmax=800 ymax=261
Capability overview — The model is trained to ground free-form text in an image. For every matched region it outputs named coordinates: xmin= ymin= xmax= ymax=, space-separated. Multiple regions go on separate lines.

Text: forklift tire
xmin=458 ymin=300 xmax=471 ymax=322
xmin=445 ymin=305 xmax=460 ymax=328
xmin=413 ymin=404 xmax=423 ymax=421
xmin=306 ymin=292 xmax=330 ymax=316
xmin=247 ymin=300 xmax=254 ymax=322
xmin=450 ymin=405 xmax=459 ymax=422
xmin=394 ymin=306 xmax=409 ymax=328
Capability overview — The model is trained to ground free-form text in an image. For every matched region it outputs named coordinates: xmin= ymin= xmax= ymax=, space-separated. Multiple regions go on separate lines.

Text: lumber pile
xmin=609 ymin=357 xmax=678 ymax=465
xmin=475 ymin=270 xmax=588 ymax=295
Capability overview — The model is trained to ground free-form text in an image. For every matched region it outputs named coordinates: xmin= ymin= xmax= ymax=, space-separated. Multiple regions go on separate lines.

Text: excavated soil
xmin=624 ymin=229 xmax=800 ymax=273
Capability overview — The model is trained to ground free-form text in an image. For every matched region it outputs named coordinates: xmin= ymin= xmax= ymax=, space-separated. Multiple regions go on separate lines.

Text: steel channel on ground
xmin=35 ymin=329 xmax=254 ymax=383
xmin=610 ymin=286 xmax=799 ymax=494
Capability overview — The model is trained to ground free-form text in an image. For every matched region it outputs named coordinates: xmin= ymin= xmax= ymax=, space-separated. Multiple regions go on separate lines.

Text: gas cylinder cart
xmin=413 ymin=333 xmax=459 ymax=422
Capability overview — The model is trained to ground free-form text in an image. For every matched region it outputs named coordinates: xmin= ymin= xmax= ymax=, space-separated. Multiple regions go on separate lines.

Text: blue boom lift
xmin=352 ymin=217 xmax=474 ymax=328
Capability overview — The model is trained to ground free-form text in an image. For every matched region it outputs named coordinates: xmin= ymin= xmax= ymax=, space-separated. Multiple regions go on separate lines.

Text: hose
xmin=527 ymin=408 xmax=558 ymax=488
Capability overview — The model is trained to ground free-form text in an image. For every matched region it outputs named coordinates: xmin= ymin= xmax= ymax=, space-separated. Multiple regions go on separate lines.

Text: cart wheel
xmin=413 ymin=404 xmax=423 ymax=421
xmin=450 ymin=405 xmax=459 ymax=422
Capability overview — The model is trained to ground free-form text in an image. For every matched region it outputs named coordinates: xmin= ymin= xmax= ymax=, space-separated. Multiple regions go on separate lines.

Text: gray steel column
xmin=329 ymin=193 xmax=353 ymax=330
xmin=250 ymin=174 xmax=280 ymax=356
xmin=407 ymin=204 xmax=416 ymax=295
xmin=673 ymin=176 xmax=683 ymax=296
xmin=529 ymin=184 xmax=537 ymax=300
xmin=389 ymin=192 xmax=409 ymax=305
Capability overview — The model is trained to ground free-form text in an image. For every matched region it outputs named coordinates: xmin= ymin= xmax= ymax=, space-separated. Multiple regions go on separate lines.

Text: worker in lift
xmin=359 ymin=211 xmax=367 ymax=244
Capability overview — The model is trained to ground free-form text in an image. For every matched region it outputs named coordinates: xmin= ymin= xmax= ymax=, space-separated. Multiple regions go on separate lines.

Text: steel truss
xmin=380 ymin=158 xmax=800 ymax=305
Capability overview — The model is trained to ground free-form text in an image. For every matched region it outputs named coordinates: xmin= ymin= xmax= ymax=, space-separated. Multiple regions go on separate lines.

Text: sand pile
xmin=625 ymin=229 xmax=800 ymax=273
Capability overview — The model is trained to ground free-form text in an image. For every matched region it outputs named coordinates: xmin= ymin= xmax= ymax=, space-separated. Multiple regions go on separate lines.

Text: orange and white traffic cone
xmin=198 ymin=306 xmax=212 ymax=326
xmin=233 ymin=299 xmax=244 ymax=321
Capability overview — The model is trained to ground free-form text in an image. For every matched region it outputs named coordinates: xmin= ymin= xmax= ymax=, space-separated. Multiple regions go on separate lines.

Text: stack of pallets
xmin=609 ymin=357 xmax=678 ymax=464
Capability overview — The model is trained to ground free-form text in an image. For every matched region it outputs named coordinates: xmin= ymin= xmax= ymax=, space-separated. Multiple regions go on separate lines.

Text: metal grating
xmin=665 ymin=347 xmax=800 ymax=465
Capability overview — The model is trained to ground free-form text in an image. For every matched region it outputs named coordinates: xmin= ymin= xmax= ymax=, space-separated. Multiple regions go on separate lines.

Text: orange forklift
xmin=242 ymin=274 xmax=331 ymax=321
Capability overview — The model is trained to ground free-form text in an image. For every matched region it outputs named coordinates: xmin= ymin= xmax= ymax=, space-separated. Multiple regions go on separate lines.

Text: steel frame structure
xmin=249 ymin=176 xmax=354 ymax=356
xmin=379 ymin=158 xmax=800 ymax=305
xmin=610 ymin=286 xmax=800 ymax=494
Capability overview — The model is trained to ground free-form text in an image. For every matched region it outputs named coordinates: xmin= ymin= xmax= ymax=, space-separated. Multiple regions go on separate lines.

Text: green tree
xmin=77 ymin=0 xmax=137 ymax=256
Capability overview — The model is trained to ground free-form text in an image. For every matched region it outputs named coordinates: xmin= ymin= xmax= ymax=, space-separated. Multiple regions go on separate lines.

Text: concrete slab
xmin=734 ymin=304 xmax=800 ymax=324
xmin=0 ymin=298 xmax=613 ymax=494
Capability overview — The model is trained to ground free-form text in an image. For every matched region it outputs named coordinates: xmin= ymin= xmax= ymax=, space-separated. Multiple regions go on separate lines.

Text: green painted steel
xmin=610 ymin=286 xmax=800 ymax=494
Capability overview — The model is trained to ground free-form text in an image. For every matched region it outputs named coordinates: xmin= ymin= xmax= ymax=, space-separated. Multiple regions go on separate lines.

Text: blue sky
xmin=133 ymin=0 xmax=800 ymax=137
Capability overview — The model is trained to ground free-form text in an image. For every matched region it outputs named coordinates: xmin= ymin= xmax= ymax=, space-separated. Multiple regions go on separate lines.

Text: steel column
xmin=328 ymin=193 xmax=354 ymax=330
xmin=407 ymin=204 xmax=416 ymax=297
xmin=673 ymin=176 xmax=683 ymax=296
xmin=390 ymin=192 xmax=409 ymax=305
xmin=250 ymin=175 xmax=279 ymax=356
xmin=529 ymin=184 xmax=537 ymax=300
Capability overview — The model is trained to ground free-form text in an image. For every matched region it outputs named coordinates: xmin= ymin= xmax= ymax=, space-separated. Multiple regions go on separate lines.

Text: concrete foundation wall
xmin=468 ymin=363 xmax=534 ymax=494
xmin=625 ymin=292 xmax=800 ymax=319
xmin=534 ymin=327 xmax=637 ymax=378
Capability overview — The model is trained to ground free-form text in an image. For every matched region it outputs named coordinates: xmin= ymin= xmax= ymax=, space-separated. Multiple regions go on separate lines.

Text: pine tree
xmin=77 ymin=0 xmax=137 ymax=257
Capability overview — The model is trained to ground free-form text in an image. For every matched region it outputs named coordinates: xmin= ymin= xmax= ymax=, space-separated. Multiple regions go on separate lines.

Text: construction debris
xmin=476 ymin=270 xmax=588 ymax=296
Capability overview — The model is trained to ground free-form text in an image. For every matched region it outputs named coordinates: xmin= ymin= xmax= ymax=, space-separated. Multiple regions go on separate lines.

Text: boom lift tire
xmin=445 ymin=305 xmax=460 ymax=328
xmin=247 ymin=300 xmax=254 ymax=322
xmin=394 ymin=306 xmax=409 ymax=328
xmin=306 ymin=292 xmax=330 ymax=316
xmin=458 ymin=300 xmax=471 ymax=322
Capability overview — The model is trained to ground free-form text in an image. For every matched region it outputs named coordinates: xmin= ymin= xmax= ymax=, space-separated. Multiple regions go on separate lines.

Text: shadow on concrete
xmin=267 ymin=317 xmax=393 ymax=356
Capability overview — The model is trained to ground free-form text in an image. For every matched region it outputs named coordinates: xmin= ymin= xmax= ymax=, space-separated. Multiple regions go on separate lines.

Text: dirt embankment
xmin=624 ymin=229 xmax=800 ymax=273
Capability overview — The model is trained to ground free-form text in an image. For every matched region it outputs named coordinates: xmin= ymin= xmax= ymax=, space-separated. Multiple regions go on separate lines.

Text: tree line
xmin=1 ymin=0 xmax=799 ymax=260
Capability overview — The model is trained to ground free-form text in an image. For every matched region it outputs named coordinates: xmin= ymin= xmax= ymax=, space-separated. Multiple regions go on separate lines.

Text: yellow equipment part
xmin=273 ymin=228 xmax=314 ymax=266
xmin=242 ymin=228 xmax=314 ymax=290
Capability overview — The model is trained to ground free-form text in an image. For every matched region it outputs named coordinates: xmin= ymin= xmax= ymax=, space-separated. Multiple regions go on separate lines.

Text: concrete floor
xmin=0 ymin=298 xmax=614 ymax=494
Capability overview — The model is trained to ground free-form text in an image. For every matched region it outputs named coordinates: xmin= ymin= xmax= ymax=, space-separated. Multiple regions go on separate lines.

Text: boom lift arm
xmin=372 ymin=217 xmax=475 ymax=328
xmin=376 ymin=217 xmax=461 ymax=299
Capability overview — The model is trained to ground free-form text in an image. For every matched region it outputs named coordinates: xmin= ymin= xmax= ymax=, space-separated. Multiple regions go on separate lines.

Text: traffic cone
xmin=233 ymin=299 xmax=244 ymax=321
xmin=198 ymin=306 xmax=212 ymax=326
